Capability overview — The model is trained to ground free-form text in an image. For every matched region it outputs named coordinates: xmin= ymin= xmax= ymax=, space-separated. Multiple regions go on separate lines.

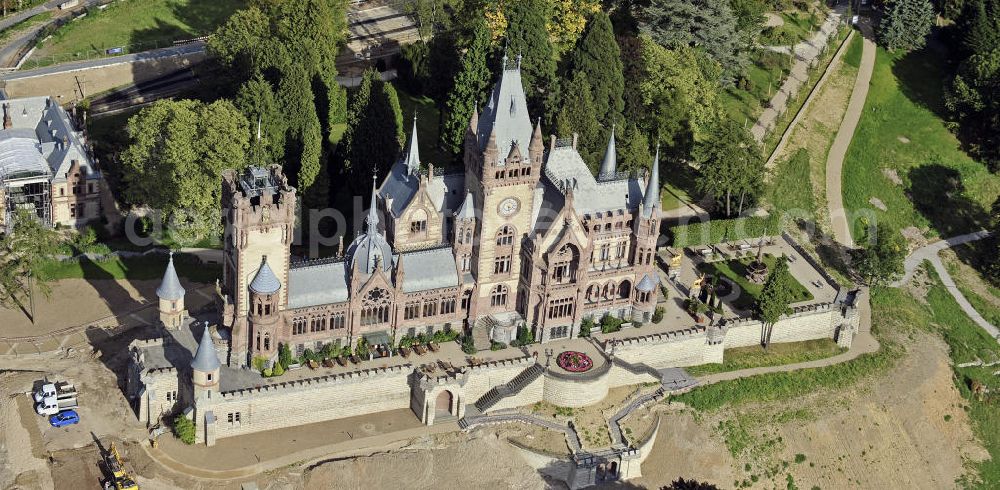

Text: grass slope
xmin=686 ymin=338 xmax=845 ymax=376
xmin=37 ymin=254 xmax=220 ymax=283
xmin=32 ymin=0 xmax=244 ymax=64
xmin=841 ymin=45 xmax=1000 ymax=241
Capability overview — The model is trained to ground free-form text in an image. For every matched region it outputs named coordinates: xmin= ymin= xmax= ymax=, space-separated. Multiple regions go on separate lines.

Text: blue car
xmin=49 ymin=410 xmax=79 ymax=428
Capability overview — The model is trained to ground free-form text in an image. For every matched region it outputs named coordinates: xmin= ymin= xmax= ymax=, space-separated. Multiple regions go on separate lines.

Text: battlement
xmin=466 ymin=356 xmax=535 ymax=374
xmin=130 ymin=338 xmax=164 ymax=350
xmin=725 ymin=301 xmax=836 ymax=328
xmin=220 ymin=364 xmax=413 ymax=399
xmin=608 ymin=326 xmax=708 ymax=349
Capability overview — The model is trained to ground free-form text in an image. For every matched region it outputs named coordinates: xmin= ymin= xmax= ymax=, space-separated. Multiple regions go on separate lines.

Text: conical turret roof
xmin=249 ymin=257 xmax=281 ymax=294
xmin=156 ymin=251 xmax=185 ymax=301
xmin=597 ymin=125 xmax=617 ymax=181
xmin=191 ymin=325 xmax=221 ymax=373
xmin=642 ymin=145 xmax=660 ymax=217
xmin=404 ymin=115 xmax=420 ymax=175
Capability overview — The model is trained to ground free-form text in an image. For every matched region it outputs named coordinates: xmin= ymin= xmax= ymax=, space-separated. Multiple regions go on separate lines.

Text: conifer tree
xmin=336 ymin=70 xmax=405 ymax=188
xmin=639 ymin=0 xmax=745 ymax=80
xmin=504 ymin=0 xmax=559 ymax=115
xmin=569 ymin=11 xmax=625 ymax=127
xmin=236 ymin=75 xmax=286 ymax=167
xmin=442 ymin=19 xmax=493 ymax=156
xmin=877 ymin=0 xmax=935 ymax=52
xmin=555 ymin=73 xmax=601 ymax=170
xmin=754 ymin=255 xmax=795 ymax=348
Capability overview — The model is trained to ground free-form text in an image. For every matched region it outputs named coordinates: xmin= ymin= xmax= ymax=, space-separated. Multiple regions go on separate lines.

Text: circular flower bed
xmin=556 ymin=351 xmax=594 ymax=372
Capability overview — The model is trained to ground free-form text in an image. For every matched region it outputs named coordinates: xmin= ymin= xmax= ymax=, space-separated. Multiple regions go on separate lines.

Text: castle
xmin=217 ymin=57 xmax=662 ymax=368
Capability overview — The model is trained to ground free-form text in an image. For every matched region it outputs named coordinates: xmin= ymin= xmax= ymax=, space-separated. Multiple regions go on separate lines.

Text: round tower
xmin=191 ymin=323 xmax=221 ymax=403
xmin=156 ymin=251 xmax=186 ymax=329
xmin=248 ymin=256 xmax=282 ymax=358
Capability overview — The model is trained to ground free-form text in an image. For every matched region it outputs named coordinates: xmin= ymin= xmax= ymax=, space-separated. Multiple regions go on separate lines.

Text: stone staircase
xmin=613 ymin=356 xmax=666 ymax=383
xmin=473 ymin=362 xmax=545 ymax=413
xmin=472 ymin=316 xmax=496 ymax=351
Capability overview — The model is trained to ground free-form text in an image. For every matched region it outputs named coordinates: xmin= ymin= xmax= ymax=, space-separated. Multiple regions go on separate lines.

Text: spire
xmin=156 ymin=251 xmax=185 ymax=301
xmin=642 ymin=145 xmax=660 ymax=217
xmin=366 ymin=173 xmax=379 ymax=236
xmin=598 ymin=125 xmax=617 ymax=181
xmin=405 ymin=114 xmax=420 ymax=175
xmin=191 ymin=324 xmax=221 ymax=373
xmin=469 ymin=103 xmax=479 ymax=133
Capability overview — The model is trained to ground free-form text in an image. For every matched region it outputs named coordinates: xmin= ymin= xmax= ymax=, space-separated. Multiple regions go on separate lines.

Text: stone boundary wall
xmin=219 ymin=364 xmax=413 ymax=399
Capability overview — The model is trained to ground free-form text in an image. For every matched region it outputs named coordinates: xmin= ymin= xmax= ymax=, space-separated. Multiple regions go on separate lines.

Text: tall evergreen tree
xmin=569 ymin=11 xmax=625 ymax=127
xmin=336 ymin=70 xmax=406 ymax=188
xmin=877 ymin=0 xmax=935 ymax=52
xmin=442 ymin=19 xmax=493 ymax=156
xmin=694 ymin=118 xmax=761 ymax=216
xmin=754 ymin=255 xmax=795 ymax=348
xmin=639 ymin=0 xmax=746 ymax=80
xmin=856 ymin=224 xmax=907 ymax=287
xmin=616 ymin=122 xmax=651 ymax=175
xmin=236 ymin=75 xmax=286 ymax=167
xmin=555 ymin=73 xmax=602 ymax=170
xmin=504 ymin=0 xmax=559 ymax=116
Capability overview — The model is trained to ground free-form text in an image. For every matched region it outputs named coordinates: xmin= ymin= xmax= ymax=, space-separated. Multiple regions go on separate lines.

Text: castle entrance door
xmin=435 ymin=390 xmax=454 ymax=417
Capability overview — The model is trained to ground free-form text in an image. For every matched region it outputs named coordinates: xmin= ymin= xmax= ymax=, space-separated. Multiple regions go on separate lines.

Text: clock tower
xmin=464 ymin=55 xmax=544 ymax=319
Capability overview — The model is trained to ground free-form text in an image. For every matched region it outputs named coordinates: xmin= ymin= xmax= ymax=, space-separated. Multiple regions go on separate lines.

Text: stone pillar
xmin=204 ymin=411 xmax=217 ymax=447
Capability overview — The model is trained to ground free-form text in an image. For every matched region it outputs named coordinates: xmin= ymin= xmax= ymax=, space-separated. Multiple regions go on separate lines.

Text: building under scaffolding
xmin=0 ymin=96 xmax=101 ymax=232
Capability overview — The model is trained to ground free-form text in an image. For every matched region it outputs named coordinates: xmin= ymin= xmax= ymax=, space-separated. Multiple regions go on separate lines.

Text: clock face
xmin=498 ymin=198 xmax=520 ymax=217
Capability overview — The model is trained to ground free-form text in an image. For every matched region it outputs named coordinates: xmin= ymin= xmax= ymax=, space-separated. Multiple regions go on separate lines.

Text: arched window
xmin=490 ymin=285 xmax=508 ymax=307
xmin=496 ymin=225 xmax=515 ymax=246
xmin=619 ymin=280 xmax=632 ymax=299
xmin=263 ymin=332 xmax=271 ymax=351
xmin=361 ymin=287 xmax=392 ymax=325
xmin=550 ymin=244 xmax=579 ymax=283
xmin=464 ymin=230 xmax=472 ymax=244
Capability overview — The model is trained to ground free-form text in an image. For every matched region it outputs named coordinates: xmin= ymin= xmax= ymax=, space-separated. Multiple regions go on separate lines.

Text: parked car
xmin=49 ymin=410 xmax=80 ymax=428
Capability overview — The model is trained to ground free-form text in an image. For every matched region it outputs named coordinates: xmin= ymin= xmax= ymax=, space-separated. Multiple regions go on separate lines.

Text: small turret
xmin=156 ymin=251 xmax=186 ymax=329
xmin=404 ymin=115 xmax=420 ymax=176
xmin=191 ymin=323 xmax=221 ymax=446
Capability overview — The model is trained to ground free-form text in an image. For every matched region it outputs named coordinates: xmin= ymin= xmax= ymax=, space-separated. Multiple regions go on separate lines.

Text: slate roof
xmin=156 ymin=252 xmax=185 ymax=301
xmin=249 ymin=258 xmax=281 ymax=294
xmin=191 ymin=325 xmax=221 ymax=372
xmin=636 ymin=273 xmax=658 ymax=292
xmin=378 ymin=161 xmax=465 ymax=218
xmin=597 ymin=126 xmax=617 ymax=181
xmin=477 ymin=58 xmax=534 ymax=165
xmin=399 ymin=246 xmax=459 ymax=293
xmin=642 ymin=147 xmax=660 ymax=217
xmin=542 ymin=146 xmax=645 ymax=216
xmin=455 ymin=191 xmax=475 ymax=220
xmin=287 ymin=259 xmax=350 ymax=308
xmin=0 ymin=97 xmax=96 ymax=185
xmin=348 ymin=181 xmax=394 ymax=275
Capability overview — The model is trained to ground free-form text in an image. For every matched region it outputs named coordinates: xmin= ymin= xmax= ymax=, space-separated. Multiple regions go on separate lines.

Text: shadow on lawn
xmin=890 ymin=36 xmax=953 ymax=121
xmin=907 ymin=164 xmax=988 ymax=238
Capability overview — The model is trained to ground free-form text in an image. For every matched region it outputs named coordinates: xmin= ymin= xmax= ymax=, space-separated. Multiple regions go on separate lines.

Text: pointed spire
xmin=469 ymin=103 xmax=479 ymax=133
xmin=598 ymin=125 xmax=618 ymax=181
xmin=366 ymin=173 xmax=379 ymax=236
xmin=405 ymin=114 xmax=420 ymax=175
xmin=642 ymin=145 xmax=660 ymax=217
xmin=156 ymin=251 xmax=185 ymax=301
xmin=191 ymin=323 xmax=221 ymax=373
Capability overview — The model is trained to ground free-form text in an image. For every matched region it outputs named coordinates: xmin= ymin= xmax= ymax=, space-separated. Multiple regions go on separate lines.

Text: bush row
xmin=667 ymin=215 xmax=780 ymax=248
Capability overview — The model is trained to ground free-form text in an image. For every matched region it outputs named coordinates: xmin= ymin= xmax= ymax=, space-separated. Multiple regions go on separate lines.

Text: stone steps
xmin=472 ymin=363 xmax=544 ymax=413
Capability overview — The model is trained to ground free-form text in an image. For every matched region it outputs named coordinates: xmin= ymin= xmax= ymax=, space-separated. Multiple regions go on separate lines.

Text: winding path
xmin=827 ymin=24 xmax=877 ymax=248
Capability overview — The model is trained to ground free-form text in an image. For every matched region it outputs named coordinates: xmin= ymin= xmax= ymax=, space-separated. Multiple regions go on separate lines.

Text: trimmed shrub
xmin=652 ymin=306 xmax=665 ymax=323
xmin=579 ymin=317 xmax=594 ymax=338
xmin=667 ymin=215 xmax=780 ymax=248
xmin=461 ymin=335 xmax=476 ymax=354
xmin=271 ymin=362 xmax=285 ymax=376
xmin=173 ymin=415 xmax=195 ymax=444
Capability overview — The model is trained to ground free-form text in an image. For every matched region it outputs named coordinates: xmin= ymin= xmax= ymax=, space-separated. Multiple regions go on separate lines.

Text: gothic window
xmin=550 ymin=244 xmax=578 ymax=283
xmin=404 ymin=302 xmax=420 ymax=320
xmin=619 ymin=280 xmax=632 ymax=299
xmin=616 ymin=242 xmax=626 ymax=259
xmin=496 ymin=225 xmax=515 ymax=246
xmin=462 ymin=290 xmax=472 ymax=310
xmin=410 ymin=210 xmax=428 ymax=234
xmin=441 ymin=298 xmax=456 ymax=314
xmin=490 ymin=285 xmax=508 ymax=307
xmin=464 ymin=230 xmax=472 ymax=244
xmin=331 ymin=313 xmax=345 ymax=329
xmin=547 ymin=297 xmax=574 ymax=319
xmin=423 ymin=301 xmax=438 ymax=317
xmin=549 ymin=325 xmax=569 ymax=339
xmin=600 ymin=244 xmax=611 ymax=261
xmin=361 ymin=287 xmax=392 ymax=326
xmin=461 ymin=254 xmax=471 ymax=272
xmin=263 ymin=332 xmax=270 ymax=351
xmin=494 ymin=255 xmax=512 ymax=274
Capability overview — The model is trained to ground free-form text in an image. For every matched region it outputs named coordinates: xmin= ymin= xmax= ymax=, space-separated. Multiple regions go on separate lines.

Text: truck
xmin=35 ymin=383 xmax=78 ymax=416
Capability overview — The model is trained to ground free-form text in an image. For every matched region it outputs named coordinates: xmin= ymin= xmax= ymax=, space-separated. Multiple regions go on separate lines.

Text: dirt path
xmin=827 ymin=25 xmax=876 ymax=248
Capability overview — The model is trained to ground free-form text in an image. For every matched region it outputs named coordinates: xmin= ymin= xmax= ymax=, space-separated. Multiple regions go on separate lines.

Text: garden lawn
xmin=686 ymin=338 xmax=845 ymax=376
xmin=395 ymin=87 xmax=456 ymax=170
xmin=697 ymin=255 xmax=813 ymax=310
xmin=719 ymin=50 xmax=792 ymax=126
xmin=37 ymin=254 xmax=220 ymax=283
xmin=841 ymin=46 xmax=1000 ymax=241
xmin=30 ymin=0 xmax=244 ymax=66
xmin=766 ymin=148 xmax=815 ymax=215
xmin=660 ymin=161 xmax=698 ymax=212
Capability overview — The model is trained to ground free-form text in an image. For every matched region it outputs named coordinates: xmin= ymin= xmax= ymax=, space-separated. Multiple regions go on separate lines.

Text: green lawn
xmin=720 ymin=50 xmax=793 ymax=126
xmin=697 ymin=254 xmax=814 ymax=310
xmin=842 ymin=31 xmax=863 ymax=69
xmin=767 ymin=148 xmax=815 ymax=215
xmin=37 ymin=253 xmax=220 ymax=283
xmin=660 ymin=161 xmax=699 ymax=212
xmin=395 ymin=87 xmax=459 ymax=170
xmin=686 ymin=338 xmax=845 ymax=376
xmin=842 ymin=46 xmax=1000 ymax=241
xmin=28 ymin=0 xmax=244 ymax=67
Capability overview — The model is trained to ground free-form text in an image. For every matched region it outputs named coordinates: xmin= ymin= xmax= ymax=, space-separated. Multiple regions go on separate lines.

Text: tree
xmin=855 ymin=224 xmax=907 ymax=287
xmin=662 ymin=478 xmax=721 ymax=490
xmin=878 ymin=0 xmax=935 ymax=52
xmin=235 ymin=75 xmax=286 ymax=167
xmin=335 ymin=69 xmax=405 ymax=187
xmin=754 ymin=255 xmax=795 ymax=347
xmin=987 ymin=196 xmax=1000 ymax=285
xmin=173 ymin=416 xmax=196 ymax=444
xmin=278 ymin=342 xmax=293 ymax=369
xmin=121 ymin=99 xmax=250 ymax=243
xmin=555 ymin=72 xmax=602 ymax=169
xmin=579 ymin=316 xmax=594 ymax=337
xmin=548 ymin=0 xmax=601 ymax=56
xmin=639 ymin=37 xmax=723 ymax=149
xmin=569 ymin=11 xmax=625 ymax=126
xmin=616 ymin=122 xmax=652 ymax=174
xmin=0 ymin=210 xmax=60 ymax=320
xmin=728 ymin=0 xmax=768 ymax=36
xmin=694 ymin=118 xmax=762 ymax=216
xmin=639 ymin=0 xmax=747 ymax=80
xmin=442 ymin=19 xmax=493 ymax=155
xmin=504 ymin=0 xmax=559 ymax=115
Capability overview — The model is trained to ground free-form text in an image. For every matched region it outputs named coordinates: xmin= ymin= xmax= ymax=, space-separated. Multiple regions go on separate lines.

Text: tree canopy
xmin=335 ymin=69 xmax=406 ymax=188
xmin=638 ymin=0 xmax=747 ymax=80
xmin=877 ymin=0 xmax=935 ymax=52
xmin=694 ymin=118 xmax=762 ymax=217
xmin=555 ymin=72 xmax=602 ymax=168
xmin=442 ymin=19 xmax=494 ymax=156
xmin=121 ymin=99 xmax=251 ymax=242
xmin=856 ymin=224 xmax=907 ymax=287
xmin=0 ymin=210 xmax=60 ymax=312
xmin=754 ymin=255 xmax=796 ymax=346
xmin=569 ymin=11 xmax=625 ymax=127
xmin=504 ymin=0 xmax=559 ymax=115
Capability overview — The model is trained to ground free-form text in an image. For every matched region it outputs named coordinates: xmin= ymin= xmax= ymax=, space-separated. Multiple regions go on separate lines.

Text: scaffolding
xmin=3 ymin=177 xmax=52 ymax=229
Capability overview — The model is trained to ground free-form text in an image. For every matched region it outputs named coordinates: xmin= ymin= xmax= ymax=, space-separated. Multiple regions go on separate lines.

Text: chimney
xmin=571 ymin=132 xmax=578 ymax=150
xmin=549 ymin=135 xmax=556 ymax=153
xmin=3 ymin=104 xmax=11 ymax=130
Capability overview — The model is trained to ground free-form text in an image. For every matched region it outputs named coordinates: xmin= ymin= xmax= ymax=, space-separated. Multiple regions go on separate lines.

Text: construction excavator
xmin=101 ymin=442 xmax=139 ymax=490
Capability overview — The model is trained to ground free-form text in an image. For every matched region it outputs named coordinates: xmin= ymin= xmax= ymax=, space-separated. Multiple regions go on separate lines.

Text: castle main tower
xmin=463 ymin=55 xmax=544 ymax=320
xmin=220 ymin=165 xmax=296 ymax=367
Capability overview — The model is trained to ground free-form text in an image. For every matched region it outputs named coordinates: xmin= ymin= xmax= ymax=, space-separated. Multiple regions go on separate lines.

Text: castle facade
xmin=218 ymin=59 xmax=662 ymax=367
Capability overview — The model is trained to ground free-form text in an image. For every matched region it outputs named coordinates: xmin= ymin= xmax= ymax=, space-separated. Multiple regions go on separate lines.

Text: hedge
xmin=667 ymin=215 xmax=780 ymax=248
